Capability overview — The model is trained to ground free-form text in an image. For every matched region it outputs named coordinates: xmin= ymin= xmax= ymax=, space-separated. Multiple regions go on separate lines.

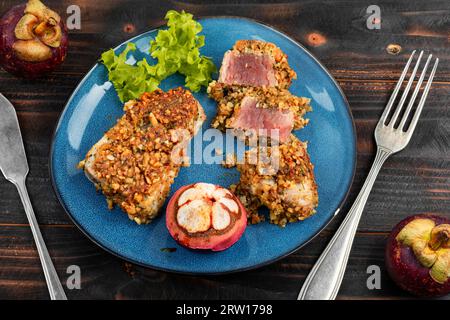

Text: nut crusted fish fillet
xmin=231 ymin=135 xmax=318 ymax=227
xmin=78 ymin=88 xmax=205 ymax=224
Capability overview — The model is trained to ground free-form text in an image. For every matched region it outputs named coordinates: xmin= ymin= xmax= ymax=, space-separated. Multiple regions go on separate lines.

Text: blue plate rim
xmin=49 ymin=16 xmax=357 ymax=275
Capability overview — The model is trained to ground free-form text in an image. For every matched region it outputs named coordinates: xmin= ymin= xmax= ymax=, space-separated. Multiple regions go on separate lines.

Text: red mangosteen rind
xmin=0 ymin=1 xmax=68 ymax=78
xmin=385 ymin=214 xmax=450 ymax=297
xmin=166 ymin=184 xmax=247 ymax=252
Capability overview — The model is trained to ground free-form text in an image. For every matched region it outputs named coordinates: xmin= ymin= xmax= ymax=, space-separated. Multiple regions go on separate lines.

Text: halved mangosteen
xmin=0 ymin=0 xmax=68 ymax=78
xmin=166 ymin=183 xmax=247 ymax=252
xmin=386 ymin=214 xmax=450 ymax=297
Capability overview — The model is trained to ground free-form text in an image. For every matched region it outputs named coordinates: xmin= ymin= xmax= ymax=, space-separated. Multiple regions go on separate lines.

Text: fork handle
xmin=298 ymin=147 xmax=391 ymax=300
xmin=13 ymin=177 xmax=67 ymax=300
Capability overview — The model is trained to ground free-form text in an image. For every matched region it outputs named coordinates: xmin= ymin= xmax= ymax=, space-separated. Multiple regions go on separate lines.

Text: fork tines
xmin=379 ymin=50 xmax=439 ymax=133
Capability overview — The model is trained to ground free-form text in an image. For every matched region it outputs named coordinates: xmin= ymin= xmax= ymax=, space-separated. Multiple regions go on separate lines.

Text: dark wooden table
xmin=0 ymin=0 xmax=449 ymax=300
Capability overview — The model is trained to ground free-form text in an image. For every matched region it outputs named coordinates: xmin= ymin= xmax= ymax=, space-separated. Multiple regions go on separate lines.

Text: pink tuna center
xmin=219 ymin=51 xmax=277 ymax=87
xmin=232 ymin=96 xmax=294 ymax=143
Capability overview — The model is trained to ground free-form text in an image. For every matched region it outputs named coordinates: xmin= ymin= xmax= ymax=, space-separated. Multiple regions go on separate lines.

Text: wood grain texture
xmin=0 ymin=0 xmax=449 ymax=300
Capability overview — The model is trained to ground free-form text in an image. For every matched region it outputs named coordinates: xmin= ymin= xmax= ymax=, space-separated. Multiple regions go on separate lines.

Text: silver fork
xmin=298 ymin=50 xmax=439 ymax=300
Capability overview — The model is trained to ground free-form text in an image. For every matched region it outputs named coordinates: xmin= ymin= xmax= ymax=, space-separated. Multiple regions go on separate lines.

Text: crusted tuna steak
xmin=78 ymin=88 xmax=205 ymax=224
xmin=211 ymin=40 xmax=318 ymax=227
xmin=218 ymin=40 xmax=297 ymax=89
xmin=208 ymin=81 xmax=311 ymax=143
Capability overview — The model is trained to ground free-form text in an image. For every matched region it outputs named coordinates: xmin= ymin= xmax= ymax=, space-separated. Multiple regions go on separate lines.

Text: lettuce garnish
xmin=101 ymin=10 xmax=216 ymax=102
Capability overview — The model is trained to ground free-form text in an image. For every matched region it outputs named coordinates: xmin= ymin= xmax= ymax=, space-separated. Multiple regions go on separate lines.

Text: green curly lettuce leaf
xmin=150 ymin=10 xmax=216 ymax=91
xmin=101 ymin=43 xmax=159 ymax=102
xmin=100 ymin=10 xmax=216 ymax=103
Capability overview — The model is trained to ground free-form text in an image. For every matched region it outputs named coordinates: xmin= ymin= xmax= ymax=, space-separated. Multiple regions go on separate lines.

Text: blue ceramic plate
xmin=50 ymin=17 xmax=356 ymax=274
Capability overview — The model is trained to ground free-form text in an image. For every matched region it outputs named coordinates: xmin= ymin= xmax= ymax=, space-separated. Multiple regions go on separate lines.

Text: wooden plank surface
xmin=0 ymin=0 xmax=449 ymax=299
